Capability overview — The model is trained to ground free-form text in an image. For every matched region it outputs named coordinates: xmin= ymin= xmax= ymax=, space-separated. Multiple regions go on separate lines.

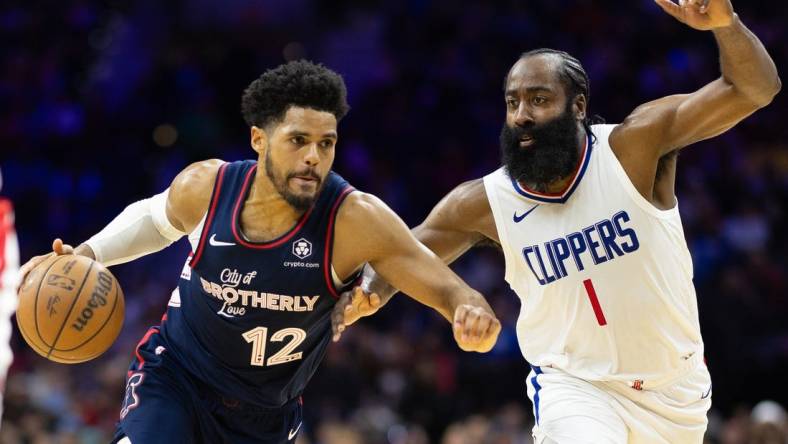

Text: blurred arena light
xmin=152 ymin=124 xmax=178 ymax=147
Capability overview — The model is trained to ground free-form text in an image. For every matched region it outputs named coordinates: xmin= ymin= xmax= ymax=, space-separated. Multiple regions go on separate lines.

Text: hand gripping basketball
xmin=16 ymin=238 xmax=124 ymax=363
xmin=17 ymin=238 xmax=74 ymax=294
xmin=452 ymin=304 xmax=501 ymax=353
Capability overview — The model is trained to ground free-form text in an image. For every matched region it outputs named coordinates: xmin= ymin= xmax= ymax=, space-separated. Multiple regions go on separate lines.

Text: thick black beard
xmin=264 ymin=151 xmax=322 ymax=212
xmin=500 ymin=107 xmax=582 ymax=192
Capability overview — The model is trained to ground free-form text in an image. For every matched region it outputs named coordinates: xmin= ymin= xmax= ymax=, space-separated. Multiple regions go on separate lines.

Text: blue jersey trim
xmin=531 ymin=365 xmax=543 ymax=425
xmin=511 ymin=134 xmax=593 ymax=204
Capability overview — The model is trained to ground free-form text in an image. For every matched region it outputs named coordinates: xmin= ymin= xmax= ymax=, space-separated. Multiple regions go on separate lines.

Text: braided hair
xmin=512 ymin=49 xmax=604 ymax=139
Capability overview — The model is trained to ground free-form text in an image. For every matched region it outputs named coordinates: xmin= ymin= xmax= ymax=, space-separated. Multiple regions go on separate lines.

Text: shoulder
xmin=168 ymin=159 xmax=224 ymax=231
xmin=449 ymin=178 xmax=487 ymax=204
xmin=171 ymin=159 xmax=225 ymax=196
xmin=332 ymin=192 xmax=412 ymax=264
xmin=432 ymin=178 xmax=492 ymax=227
xmin=335 ymin=192 xmax=390 ymax=225
xmin=610 ymin=95 xmax=686 ymax=154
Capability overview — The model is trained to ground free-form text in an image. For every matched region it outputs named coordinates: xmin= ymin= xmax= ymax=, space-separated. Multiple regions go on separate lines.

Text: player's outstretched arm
xmin=612 ymin=0 xmax=780 ymax=180
xmin=332 ymin=182 xmax=499 ymax=347
xmin=332 ymin=191 xmax=500 ymax=352
xmin=18 ymin=159 xmax=222 ymax=290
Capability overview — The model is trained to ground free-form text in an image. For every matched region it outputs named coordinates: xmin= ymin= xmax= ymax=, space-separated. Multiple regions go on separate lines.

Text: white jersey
xmin=484 ymin=124 xmax=703 ymax=386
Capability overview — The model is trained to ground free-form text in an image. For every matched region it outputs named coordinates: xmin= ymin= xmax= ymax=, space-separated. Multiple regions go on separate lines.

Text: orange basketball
xmin=16 ymin=254 xmax=125 ymax=364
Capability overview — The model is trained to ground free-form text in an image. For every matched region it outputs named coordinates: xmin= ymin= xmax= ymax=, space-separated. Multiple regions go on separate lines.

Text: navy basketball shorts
xmin=111 ymin=330 xmax=303 ymax=444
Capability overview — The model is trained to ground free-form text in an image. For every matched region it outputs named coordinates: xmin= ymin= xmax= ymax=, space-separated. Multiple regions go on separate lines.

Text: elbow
xmin=768 ymin=74 xmax=782 ymax=103
xmin=751 ymin=74 xmax=782 ymax=108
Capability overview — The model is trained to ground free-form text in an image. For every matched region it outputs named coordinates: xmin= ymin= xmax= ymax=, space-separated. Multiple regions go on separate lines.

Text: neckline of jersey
xmin=231 ymin=163 xmax=314 ymax=249
xmin=510 ymin=133 xmax=592 ymax=204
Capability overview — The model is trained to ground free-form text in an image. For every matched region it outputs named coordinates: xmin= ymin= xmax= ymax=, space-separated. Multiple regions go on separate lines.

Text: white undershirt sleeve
xmin=84 ymin=188 xmax=187 ymax=266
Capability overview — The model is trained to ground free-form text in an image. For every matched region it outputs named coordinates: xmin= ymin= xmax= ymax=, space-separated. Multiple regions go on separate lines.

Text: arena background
xmin=1 ymin=0 xmax=786 ymax=443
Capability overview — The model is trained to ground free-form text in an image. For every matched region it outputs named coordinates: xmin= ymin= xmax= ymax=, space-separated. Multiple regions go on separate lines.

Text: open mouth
xmin=519 ymin=135 xmax=534 ymax=147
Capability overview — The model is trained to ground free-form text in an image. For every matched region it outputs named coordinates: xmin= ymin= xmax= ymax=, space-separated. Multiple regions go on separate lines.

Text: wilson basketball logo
xmin=71 ymin=270 xmax=113 ymax=332
xmin=292 ymin=238 xmax=312 ymax=260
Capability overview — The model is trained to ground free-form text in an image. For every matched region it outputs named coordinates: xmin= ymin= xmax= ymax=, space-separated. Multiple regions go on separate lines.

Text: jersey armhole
xmin=189 ymin=162 xmax=228 ymax=268
xmin=599 ymin=125 xmax=680 ymax=220
xmin=187 ymin=213 xmax=208 ymax=253
xmin=483 ymin=173 xmax=517 ymax=286
xmin=323 ymin=186 xmax=357 ymax=299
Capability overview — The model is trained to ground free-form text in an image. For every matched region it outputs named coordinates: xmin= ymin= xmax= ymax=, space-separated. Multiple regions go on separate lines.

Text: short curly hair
xmin=241 ymin=60 xmax=350 ymax=130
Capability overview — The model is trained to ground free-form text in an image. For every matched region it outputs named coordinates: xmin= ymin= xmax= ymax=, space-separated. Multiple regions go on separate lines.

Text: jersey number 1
xmin=242 ymin=327 xmax=307 ymax=367
xmin=583 ymin=279 xmax=607 ymax=326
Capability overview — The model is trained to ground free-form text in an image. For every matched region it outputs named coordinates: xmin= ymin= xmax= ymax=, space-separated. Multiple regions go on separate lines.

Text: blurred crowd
xmin=1 ymin=0 xmax=786 ymax=442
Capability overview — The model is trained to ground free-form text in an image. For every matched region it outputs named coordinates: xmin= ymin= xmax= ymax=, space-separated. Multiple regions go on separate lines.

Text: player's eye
xmin=532 ymin=96 xmax=548 ymax=106
xmin=290 ymin=136 xmax=306 ymax=145
xmin=506 ymin=98 xmax=518 ymax=109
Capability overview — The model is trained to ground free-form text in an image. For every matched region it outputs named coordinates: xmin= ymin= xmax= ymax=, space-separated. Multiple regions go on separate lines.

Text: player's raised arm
xmin=332 ymin=191 xmax=500 ymax=352
xmin=612 ymin=0 xmax=780 ymax=165
xmin=18 ymin=159 xmax=222 ymax=286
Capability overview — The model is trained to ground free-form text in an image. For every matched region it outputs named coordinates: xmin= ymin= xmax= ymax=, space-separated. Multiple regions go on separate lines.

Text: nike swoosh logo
xmin=701 ymin=384 xmax=712 ymax=399
xmin=208 ymin=233 xmax=235 ymax=247
xmin=288 ymin=422 xmax=302 ymax=440
xmin=513 ymin=204 xmax=539 ymax=223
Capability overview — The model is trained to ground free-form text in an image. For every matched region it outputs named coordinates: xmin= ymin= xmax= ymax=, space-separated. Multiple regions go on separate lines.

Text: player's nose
xmin=513 ymin=103 xmax=534 ymax=127
xmin=302 ymin=143 xmax=320 ymax=166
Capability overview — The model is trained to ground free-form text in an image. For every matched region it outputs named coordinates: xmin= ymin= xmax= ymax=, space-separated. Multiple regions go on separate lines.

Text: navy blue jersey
xmin=159 ymin=160 xmax=357 ymax=408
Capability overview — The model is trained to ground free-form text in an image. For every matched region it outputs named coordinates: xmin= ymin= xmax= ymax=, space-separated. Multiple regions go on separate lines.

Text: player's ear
xmin=250 ymin=126 xmax=268 ymax=155
xmin=573 ymin=94 xmax=587 ymax=121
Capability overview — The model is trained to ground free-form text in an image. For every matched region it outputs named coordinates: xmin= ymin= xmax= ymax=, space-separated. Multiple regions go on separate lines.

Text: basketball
xmin=15 ymin=254 xmax=125 ymax=364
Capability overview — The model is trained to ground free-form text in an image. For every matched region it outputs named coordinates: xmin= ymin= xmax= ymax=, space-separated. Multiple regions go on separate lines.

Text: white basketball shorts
xmin=526 ymin=360 xmax=712 ymax=443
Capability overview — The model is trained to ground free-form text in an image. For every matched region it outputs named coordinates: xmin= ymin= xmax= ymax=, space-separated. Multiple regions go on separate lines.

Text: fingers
xmin=52 ymin=238 xmax=74 ymax=255
xmin=453 ymin=305 xmax=501 ymax=352
xmin=331 ymin=292 xmax=352 ymax=342
xmin=17 ymin=238 xmax=76 ymax=295
xmin=17 ymin=252 xmax=56 ymax=294
xmin=452 ymin=305 xmax=468 ymax=349
xmin=655 ymin=0 xmax=711 ymax=20
xmin=688 ymin=0 xmax=711 ymax=12
xmin=331 ymin=287 xmax=382 ymax=342
xmin=342 ymin=287 xmax=363 ymax=326
xmin=369 ymin=292 xmax=381 ymax=309
xmin=352 ymin=286 xmax=370 ymax=313
xmin=654 ymin=0 xmax=682 ymax=19
xmin=345 ymin=287 xmax=381 ymax=324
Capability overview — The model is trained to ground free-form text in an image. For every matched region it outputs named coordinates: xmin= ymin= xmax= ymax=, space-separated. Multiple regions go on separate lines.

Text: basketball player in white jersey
xmin=0 ymin=168 xmax=20 ymax=429
xmin=332 ymin=0 xmax=780 ymax=442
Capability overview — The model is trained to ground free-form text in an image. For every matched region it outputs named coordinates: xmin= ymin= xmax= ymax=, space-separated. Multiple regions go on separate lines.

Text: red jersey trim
xmin=230 ymin=164 xmax=314 ymax=249
xmin=323 ymin=186 xmax=356 ymax=299
xmin=189 ymin=163 xmax=229 ymax=268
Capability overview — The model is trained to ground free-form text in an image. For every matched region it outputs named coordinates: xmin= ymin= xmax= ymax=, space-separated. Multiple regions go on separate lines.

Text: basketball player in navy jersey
xmin=19 ymin=61 xmax=501 ymax=443
xmin=333 ymin=1 xmax=779 ymax=442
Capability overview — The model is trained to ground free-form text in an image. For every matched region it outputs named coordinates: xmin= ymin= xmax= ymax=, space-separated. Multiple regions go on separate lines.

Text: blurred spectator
xmin=0 ymin=168 xmax=20 ymax=431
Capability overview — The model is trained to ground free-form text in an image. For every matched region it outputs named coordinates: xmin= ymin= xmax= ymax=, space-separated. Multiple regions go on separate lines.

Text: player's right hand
xmin=331 ymin=286 xmax=382 ymax=342
xmin=654 ymin=0 xmax=734 ymax=31
xmin=17 ymin=238 xmax=74 ymax=293
xmin=453 ymin=304 xmax=501 ymax=353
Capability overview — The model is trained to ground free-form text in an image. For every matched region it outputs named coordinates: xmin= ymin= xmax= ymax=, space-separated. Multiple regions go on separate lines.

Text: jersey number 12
xmin=242 ymin=327 xmax=307 ymax=367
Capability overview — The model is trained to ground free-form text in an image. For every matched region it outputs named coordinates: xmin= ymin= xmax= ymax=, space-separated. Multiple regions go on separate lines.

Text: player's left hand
xmin=331 ymin=286 xmax=382 ymax=342
xmin=654 ymin=0 xmax=734 ymax=30
xmin=452 ymin=304 xmax=501 ymax=353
